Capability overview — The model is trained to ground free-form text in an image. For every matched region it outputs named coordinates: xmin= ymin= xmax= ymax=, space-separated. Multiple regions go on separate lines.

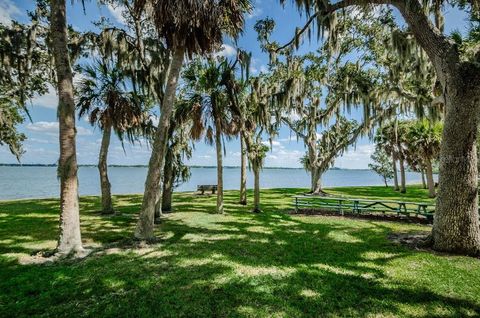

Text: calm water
xmin=0 ymin=166 xmax=430 ymax=200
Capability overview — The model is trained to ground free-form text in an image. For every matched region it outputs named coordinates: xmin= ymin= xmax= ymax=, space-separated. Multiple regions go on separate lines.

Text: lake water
xmin=0 ymin=166 xmax=430 ymax=200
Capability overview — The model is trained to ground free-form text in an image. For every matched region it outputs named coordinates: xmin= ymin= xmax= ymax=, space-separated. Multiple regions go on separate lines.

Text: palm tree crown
xmin=137 ymin=0 xmax=251 ymax=55
xmin=76 ymin=59 xmax=153 ymax=141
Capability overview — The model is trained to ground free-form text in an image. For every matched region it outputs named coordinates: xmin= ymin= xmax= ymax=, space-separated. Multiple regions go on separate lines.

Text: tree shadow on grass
xmin=1 ymin=190 xmax=479 ymax=317
xmin=1 ymin=214 xmax=479 ymax=317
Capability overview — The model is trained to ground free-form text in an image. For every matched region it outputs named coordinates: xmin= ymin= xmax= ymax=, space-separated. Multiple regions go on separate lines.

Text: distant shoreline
xmin=0 ymin=163 xmax=367 ymax=171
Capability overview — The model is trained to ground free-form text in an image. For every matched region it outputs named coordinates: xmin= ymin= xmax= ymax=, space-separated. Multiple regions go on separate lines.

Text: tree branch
xmin=275 ymin=0 xmax=458 ymax=81
xmin=281 ymin=116 xmax=307 ymax=140
xmin=275 ymin=0 xmax=391 ymax=53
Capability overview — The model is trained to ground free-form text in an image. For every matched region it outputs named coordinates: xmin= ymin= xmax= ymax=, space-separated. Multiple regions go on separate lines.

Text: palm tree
xmin=222 ymin=49 xmax=252 ymax=206
xmin=181 ymin=59 xmax=238 ymax=214
xmin=407 ymin=120 xmax=442 ymax=198
xmin=50 ymin=0 xmax=83 ymax=255
xmin=236 ymin=75 xmax=275 ymax=213
xmin=76 ymin=59 xmax=153 ymax=214
xmin=395 ymin=121 xmax=408 ymax=194
xmin=239 ymin=135 xmax=248 ymax=205
xmin=248 ymin=137 xmax=269 ymax=213
xmin=154 ymin=102 xmax=194 ymax=219
xmin=403 ymin=145 xmax=427 ymax=189
xmin=160 ymin=130 xmax=192 ymax=215
xmin=134 ymin=0 xmax=251 ymax=239
xmin=375 ymin=123 xmax=402 ymax=192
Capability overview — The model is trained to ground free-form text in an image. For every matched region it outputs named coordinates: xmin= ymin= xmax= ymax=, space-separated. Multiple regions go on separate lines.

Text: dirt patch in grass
xmin=387 ymin=232 xmax=430 ymax=249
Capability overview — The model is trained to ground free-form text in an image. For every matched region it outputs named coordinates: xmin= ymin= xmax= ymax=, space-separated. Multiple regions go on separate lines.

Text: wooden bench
xmin=197 ymin=185 xmax=217 ymax=195
xmin=292 ymin=195 xmax=435 ymax=222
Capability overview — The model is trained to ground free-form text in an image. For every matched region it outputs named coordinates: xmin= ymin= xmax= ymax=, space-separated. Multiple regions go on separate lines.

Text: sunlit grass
xmin=0 ymin=185 xmax=479 ymax=317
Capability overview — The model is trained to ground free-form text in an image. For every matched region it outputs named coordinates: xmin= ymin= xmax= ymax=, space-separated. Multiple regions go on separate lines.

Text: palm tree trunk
xmin=425 ymin=159 xmax=435 ymax=198
xmin=98 ymin=125 xmax=114 ymax=214
xmin=215 ymin=118 xmax=224 ymax=214
xmin=253 ymin=163 xmax=260 ymax=213
xmin=135 ymin=47 xmax=184 ymax=240
xmin=154 ymin=186 xmax=162 ymax=221
xmin=421 ymin=168 xmax=427 ymax=189
xmin=162 ymin=180 xmax=173 ymax=213
xmin=399 ymin=155 xmax=406 ymax=193
xmin=161 ymin=148 xmax=174 ymax=213
xmin=51 ymin=0 xmax=83 ymax=255
xmin=392 ymin=154 xmax=399 ymax=191
xmin=239 ymin=136 xmax=247 ymax=205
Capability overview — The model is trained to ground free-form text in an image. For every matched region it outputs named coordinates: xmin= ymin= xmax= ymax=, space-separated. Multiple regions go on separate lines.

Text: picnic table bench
xmin=292 ymin=195 xmax=435 ymax=221
xmin=197 ymin=185 xmax=218 ymax=195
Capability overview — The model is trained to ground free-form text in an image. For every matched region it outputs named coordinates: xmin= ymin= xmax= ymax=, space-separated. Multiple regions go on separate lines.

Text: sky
xmin=0 ymin=0 xmax=471 ymax=168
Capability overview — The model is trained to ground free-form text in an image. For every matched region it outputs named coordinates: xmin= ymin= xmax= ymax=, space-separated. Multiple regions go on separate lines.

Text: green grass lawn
xmin=0 ymin=185 xmax=479 ymax=317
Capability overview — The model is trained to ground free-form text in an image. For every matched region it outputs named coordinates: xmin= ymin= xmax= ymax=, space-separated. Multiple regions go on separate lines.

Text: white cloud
xmin=0 ymin=0 xmax=21 ymax=26
xmin=265 ymin=148 xmax=303 ymax=167
xmin=262 ymin=140 xmax=283 ymax=148
xmin=247 ymin=0 xmax=263 ymax=19
xmin=335 ymin=143 xmax=375 ymax=169
xmin=26 ymin=121 xmax=59 ymax=135
xmin=283 ymin=110 xmax=301 ymax=122
xmin=31 ymin=84 xmax=57 ymax=109
xmin=26 ymin=121 xmax=93 ymax=136
xmin=25 ymin=138 xmax=55 ymax=145
xmin=77 ymin=126 xmax=94 ymax=136
xmin=107 ymin=3 xmax=127 ymax=25
xmin=31 ymin=74 xmax=91 ymax=109
xmin=278 ymin=135 xmax=301 ymax=142
xmin=214 ymin=44 xmax=237 ymax=58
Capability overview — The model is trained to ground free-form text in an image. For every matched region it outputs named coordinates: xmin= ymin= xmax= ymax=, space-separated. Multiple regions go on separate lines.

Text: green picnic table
xmin=292 ymin=195 xmax=435 ymax=221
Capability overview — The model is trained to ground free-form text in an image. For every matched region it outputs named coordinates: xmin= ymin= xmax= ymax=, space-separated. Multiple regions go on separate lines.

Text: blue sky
xmin=0 ymin=0 xmax=470 ymax=168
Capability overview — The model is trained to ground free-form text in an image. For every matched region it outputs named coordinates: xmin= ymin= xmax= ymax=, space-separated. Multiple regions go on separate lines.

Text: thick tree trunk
xmin=425 ymin=159 xmax=436 ymax=198
xmin=98 ymin=125 xmax=114 ymax=214
xmin=51 ymin=0 xmax=83 ymax=255
xmin=239 ymin=136 xmax=247 ymax=205
xmin=310 ymin=170 xmax=316 ymax=192
xmin=392 ymin=154 xmax=399 ymax=191
xmin=162 ymin=180 xmax=173 ymax=213
xmin=383 ymin=177 xmax=388 ymax=187
xmin=393 ymin=0 xmax=480 ymax=255
xmin=253 ymin=163 xmax=260 ymax=213
xmin=433 ymin=79 xmax=480 ymax=255
xmin=311 ymin=168 xmax=325 ymax=195
xmin=161 ymin=148 xmax=174 ymax=213
xmin=135 ymin=47 xmax=184 ymax=240
xmin=399 ymin=153 xmax=406 ymax=193
xmin=308 ymin=143 xmax=317 ymax=193
xmin=421 ymin=168 xmax=427 ymax=189
xmin=215 ymin=118 xmax=224 ymax=214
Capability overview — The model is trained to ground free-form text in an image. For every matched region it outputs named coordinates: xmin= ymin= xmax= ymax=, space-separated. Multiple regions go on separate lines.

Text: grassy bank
xmin=0 ymin=186 xmax=479 ymax=317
